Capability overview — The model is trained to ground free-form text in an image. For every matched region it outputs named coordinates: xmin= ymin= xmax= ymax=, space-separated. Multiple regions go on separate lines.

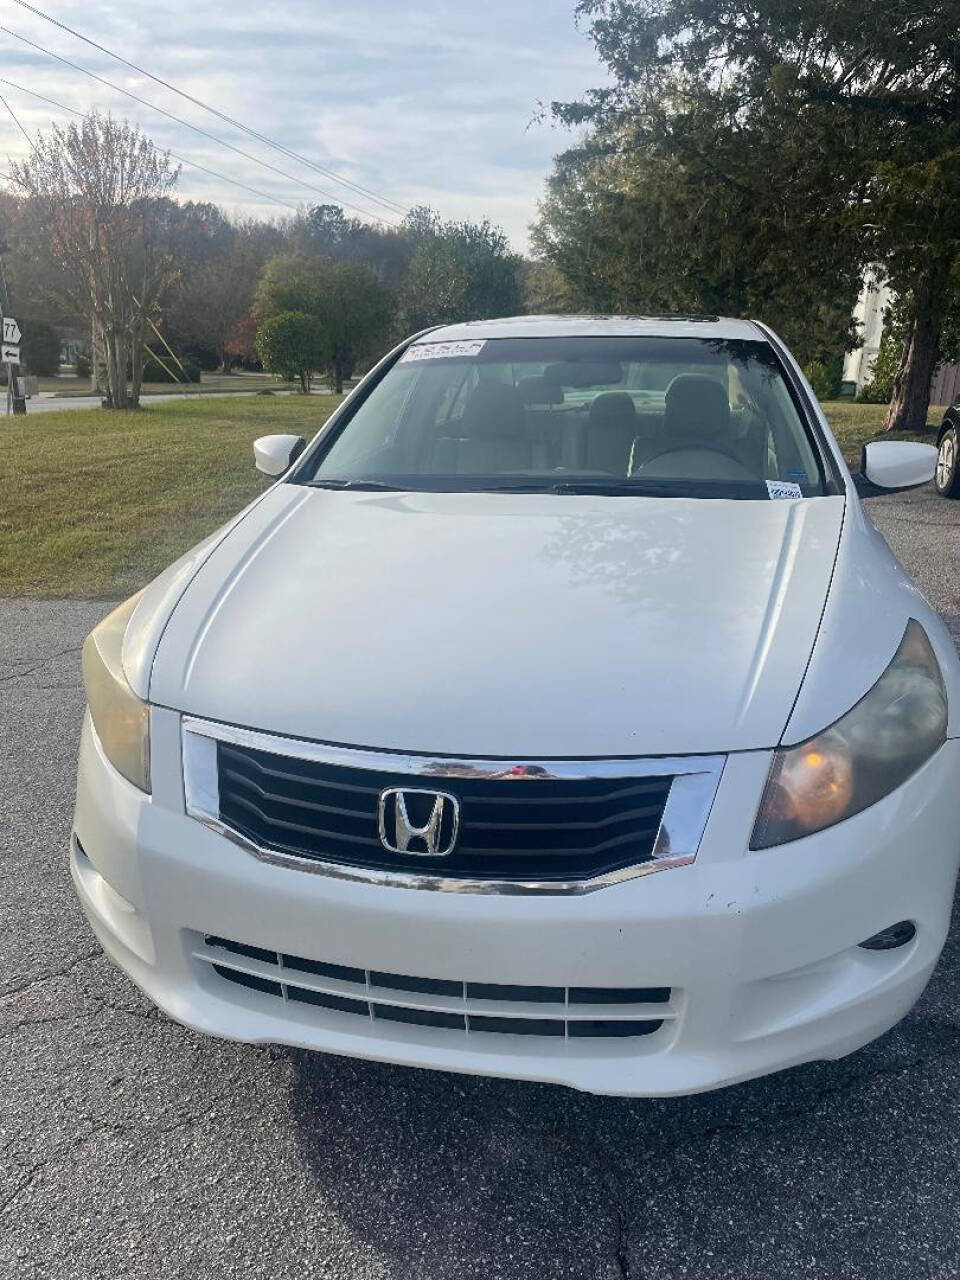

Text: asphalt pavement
xmin=25 ymin=391 xmax=262 ymax=413
xmin=24 ymin=386 xmax=334 ymax=413
xmin=2 ymin=487 xmax=960 ymax=1280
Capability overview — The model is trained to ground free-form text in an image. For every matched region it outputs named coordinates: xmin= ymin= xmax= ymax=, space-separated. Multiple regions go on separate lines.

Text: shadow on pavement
xmin=286 ymin=897 xmax=960 ymax=1278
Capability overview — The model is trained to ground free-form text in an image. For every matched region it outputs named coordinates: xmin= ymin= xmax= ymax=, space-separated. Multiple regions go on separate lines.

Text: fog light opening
xmin=858 ymin=920 xmax=917 ymax=952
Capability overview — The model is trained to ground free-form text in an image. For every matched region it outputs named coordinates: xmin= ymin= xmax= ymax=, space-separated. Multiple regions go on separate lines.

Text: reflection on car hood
xmin=149 ymin=485 xmax=845 ymax=757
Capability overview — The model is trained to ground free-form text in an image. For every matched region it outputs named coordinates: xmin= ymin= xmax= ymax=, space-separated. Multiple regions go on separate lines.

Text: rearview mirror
xmin=858 ymin=440 xmax=938 ymax=494
xmin=254 ymin=434 xmax=306 ymax=477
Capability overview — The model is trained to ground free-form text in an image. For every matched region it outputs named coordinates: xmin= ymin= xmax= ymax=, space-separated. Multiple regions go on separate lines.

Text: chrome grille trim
xmin=182 ymin=716 xmax=724 ymax=895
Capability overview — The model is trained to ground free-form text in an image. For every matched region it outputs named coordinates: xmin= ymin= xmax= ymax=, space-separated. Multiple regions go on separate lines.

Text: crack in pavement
xmin=481 ymin=1026 xmax=960 ymax=1279
xmin=1 ymin=996 xmax=179 ymax=1039
xmin=0 ymin=949 xmax=101 ymax=1002
xmin=514 ymin=1115 xmax=632 ymax=1278
xmin=0 ymin=1103 xmax=220 ymax=1217
xmin=0 ymin=1012 xmax=81 ymax=1042
xmin=0 ymin=646 xmax=82 ymax=683
xmin=0 ymin=1123 xmax=119 ymax=1217
xmin=651 ymin=1026 xmax=960 ymax=1174
xmin=451 ymin=1092 xmax=636 ymax=1280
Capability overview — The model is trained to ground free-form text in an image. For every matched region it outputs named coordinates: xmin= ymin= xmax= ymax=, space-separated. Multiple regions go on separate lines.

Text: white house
xmin=842 ymin=270 xmax=960 ymax=407
xmin=841 ymin=269 xmax=892 ymax=395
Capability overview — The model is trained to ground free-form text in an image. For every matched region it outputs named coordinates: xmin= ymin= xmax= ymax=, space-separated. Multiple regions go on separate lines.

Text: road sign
xmin=3 ymin=317 xmax=20 ymax=344
xmin=2 ymin=342 xmax=20 ymax=365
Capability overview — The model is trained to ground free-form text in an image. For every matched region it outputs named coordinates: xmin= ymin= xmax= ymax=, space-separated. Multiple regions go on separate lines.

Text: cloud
xmin=0 ymin=0 xmax=607 ymax=248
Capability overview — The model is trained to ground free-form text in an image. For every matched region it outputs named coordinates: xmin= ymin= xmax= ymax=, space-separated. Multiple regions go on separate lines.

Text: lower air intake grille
xmin=214 ymin=740 xmax=674 ymax=882
xmin=199 ymin=934 xmax=672 ymax=1041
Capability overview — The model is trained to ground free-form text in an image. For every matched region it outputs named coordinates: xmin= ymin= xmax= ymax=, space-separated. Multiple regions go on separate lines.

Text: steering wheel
xmin=636 ymin=444 xmax=758 ymax=483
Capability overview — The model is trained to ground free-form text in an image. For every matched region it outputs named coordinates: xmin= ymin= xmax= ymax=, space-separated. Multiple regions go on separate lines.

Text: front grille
xmin=215 ymin=741 xmax=674 ymax=882
xmin=198 ymin=935 xmax=673 ymax=1041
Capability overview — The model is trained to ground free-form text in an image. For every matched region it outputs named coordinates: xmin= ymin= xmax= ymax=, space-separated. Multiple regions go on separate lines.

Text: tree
xmin=256 ymin=311 xmax=325 ymax=393
xmin=164 ymin=200 xmax=235 ymax=273
xmin=534 ymin=126 xmax=862 ymax=365
xmin=545 ymin=0 xmax=960 ymax=430
xmin=288 ymin=204 xmax=413 ymax=285
xmin=255 ymin=254 xmax=394 ymax=393
xmin=159 ymin=207 xmax=280 ymax=370
xmin=21 ymin=318 xmax=60 ymax=377
xmin=225 ymin=312 xmax=259 ymax=368
xmin=166 ymin=239 xmax=262 ymax=371
xmin=397 ymin=207 xmax=523 ymax=332
xmin=0 ymin=190 xmax=82 ymax=336
xmin=313 ymin=260 xmax=395 ymax=393
xmin=940 ymin=273 xmax=960 ymax=368
xmin=520 ymin=258 xmax=576 ymax=315
xmin=255 ymin=253 xmax=325 ymax=318
xmin=12 ymin=114 xmax=179 ymax=409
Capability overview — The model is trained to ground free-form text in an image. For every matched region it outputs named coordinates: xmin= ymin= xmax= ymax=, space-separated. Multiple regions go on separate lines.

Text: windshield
xmin=299 ymin=335 xmax=826 ymax=499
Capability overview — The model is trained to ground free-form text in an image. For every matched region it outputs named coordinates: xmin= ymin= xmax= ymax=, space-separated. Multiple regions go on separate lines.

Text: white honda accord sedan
xmin=73 ymin=315 xmax=960 ymax=1096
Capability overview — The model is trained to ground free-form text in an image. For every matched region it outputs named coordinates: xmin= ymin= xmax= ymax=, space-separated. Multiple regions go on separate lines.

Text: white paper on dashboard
xmin=766 ymin=480 xmax=803 ymax=500
xmin=400 ymin=340 xmax=487 ymax=362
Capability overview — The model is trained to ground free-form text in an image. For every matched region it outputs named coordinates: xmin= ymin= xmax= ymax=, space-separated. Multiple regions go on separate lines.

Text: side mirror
xmin=857 ymin=440 xmax=938 ymax=495
xmin=254 ymin=434 xmax=306 ymax=477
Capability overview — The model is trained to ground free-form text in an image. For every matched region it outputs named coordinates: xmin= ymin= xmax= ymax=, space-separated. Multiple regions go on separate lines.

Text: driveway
xmin=2 ymin=489 xmax=959 ymax=1280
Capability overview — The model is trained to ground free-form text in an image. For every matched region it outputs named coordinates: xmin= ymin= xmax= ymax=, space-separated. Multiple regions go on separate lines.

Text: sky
xmin=0 ymin=0 xmax=608 ymax=251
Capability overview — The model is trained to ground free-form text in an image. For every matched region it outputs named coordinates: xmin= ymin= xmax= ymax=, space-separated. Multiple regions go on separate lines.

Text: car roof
xmin=417 ymin=314 xmax=764 ymax=343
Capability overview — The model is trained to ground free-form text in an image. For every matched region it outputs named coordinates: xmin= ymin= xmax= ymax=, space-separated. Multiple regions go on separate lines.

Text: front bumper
xmin=72 ymin=708 xmax=960 ymax=1096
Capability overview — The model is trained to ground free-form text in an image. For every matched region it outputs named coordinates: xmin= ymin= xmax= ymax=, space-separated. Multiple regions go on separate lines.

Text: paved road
xmin=2 ymin=489 xmax=960 ymax=1280
xmin=25 ymin=387 xmax=335 ymax=413
xmin=25 ymin=391 xmax=261 ymax=413
xmin=867 ymin=484 xmax=960 ymax=614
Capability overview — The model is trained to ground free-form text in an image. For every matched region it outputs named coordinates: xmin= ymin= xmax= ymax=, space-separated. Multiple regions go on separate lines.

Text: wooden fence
xmin=931 ymin=362 xmax=960 ymax=408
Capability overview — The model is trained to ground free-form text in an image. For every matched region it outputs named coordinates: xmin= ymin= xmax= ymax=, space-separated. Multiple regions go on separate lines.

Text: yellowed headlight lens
xmin=752 ymin=620 xmax=947 ymax=849
xmin=82 ymin=592 xmax=151 ymax=793
xmin=759 ymin=739 xmax=854 ymax=835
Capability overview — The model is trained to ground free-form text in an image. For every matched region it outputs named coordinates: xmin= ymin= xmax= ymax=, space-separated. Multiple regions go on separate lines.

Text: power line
xmin=0 ymin=90 xmax=34 ymax=149
xmin=10 ymin=0 xmax=409 ymax=218
xmin=2 ymin=25 xmax=400 ymax=226
xmin=0 ymin=77 xmax=302 ymax=212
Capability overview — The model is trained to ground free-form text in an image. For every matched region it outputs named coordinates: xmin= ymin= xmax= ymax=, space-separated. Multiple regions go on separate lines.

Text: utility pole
xmin=0 ymin=242 xmax=11 ymax=415
xmin=0 ymin=242 xmax=24 ymax=414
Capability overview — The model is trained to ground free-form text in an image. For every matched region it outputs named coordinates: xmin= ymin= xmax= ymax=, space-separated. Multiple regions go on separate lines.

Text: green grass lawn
xmin=0 ymin=395 xmax=341 ymax=598
xmin=820 ymin=400 xmax=947 ymax=461
xmin=0 ymin=394 xmax=949 ymax=599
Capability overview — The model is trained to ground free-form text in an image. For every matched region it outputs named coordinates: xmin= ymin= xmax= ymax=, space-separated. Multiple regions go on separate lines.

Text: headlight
xmin=752 ymin=620 xmax=947 ymax=849
xmin=82 ymin=592 xmax=151 ymax=793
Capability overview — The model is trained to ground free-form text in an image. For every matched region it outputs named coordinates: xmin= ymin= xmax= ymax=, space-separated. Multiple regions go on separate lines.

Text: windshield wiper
xmin=308 ymin=479 xmax=407 ymax=492
xmin=465 ymin=482 xmax=561 ymax=493
xmin=307 ymin=478 xmax=761 ymax=498
xmin=547 ymin=480 xmax=689 ymax=497
xmin=548 ymin=480 xmax=768 ymax=498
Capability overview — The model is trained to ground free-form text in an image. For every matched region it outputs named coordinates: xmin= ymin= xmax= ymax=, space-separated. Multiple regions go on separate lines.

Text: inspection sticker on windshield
xmin=401 ymin=340 xmax=486 ymax=362
xmin=766 ymin=480 xmax=803 ymax=500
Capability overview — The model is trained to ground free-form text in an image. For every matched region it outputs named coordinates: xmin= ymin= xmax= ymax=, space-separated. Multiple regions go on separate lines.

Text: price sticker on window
xmin=400 ymin=340 xmax=486 ymax=362
xmin=766 ymin=480 xmax=804 ymax=500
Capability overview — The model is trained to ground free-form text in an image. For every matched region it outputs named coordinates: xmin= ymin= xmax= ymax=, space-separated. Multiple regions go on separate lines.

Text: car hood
xmin=149 ymin=485 xmax=845 ymax=757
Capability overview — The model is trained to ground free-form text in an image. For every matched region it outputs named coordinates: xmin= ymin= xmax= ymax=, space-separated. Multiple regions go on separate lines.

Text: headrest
xmin=588 ymin=392 xmax=637 ymax=429
xmin=664 ymin=375 xmax=730 ymax=440
xmin=460 ymin=380 xmax=525 ymax=438
xmin=518 ymin=375 xmax=563 ymax=406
